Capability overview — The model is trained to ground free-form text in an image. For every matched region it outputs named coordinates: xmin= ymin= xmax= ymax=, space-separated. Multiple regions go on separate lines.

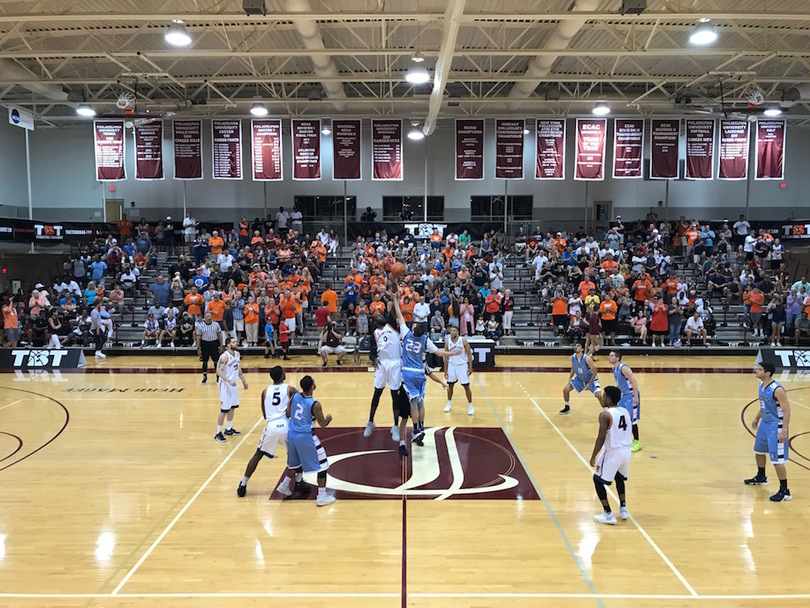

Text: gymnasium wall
xmin=0 ymin=117 xmax=803 ymax=224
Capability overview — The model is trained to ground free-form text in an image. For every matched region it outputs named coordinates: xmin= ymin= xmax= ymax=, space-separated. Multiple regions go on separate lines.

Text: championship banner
xmin=292 ymin=119 xmax=320 ymax=180
xmin=455 ymin=119 xmax=484 ymax=180
xmin=756 ymin=119 xmax=786 ymax=180
xmin=371 ymin=119 xmax=402 ymax=181
xmin=211 ymin=120 xmax=243 ymax=180
xmin=612 ymin=119 xmax=644 ymax=179
xmin=650 ymin=119 xmax=679 ymax=179
xmin=333 ymin=119 xmax=361 ymax=180
xmin=685 ymin=119 xmax=715 ymax=180
xmin=94 ymin=120 xmax=125 ymax=181
xmin=251 ymin=119 xmax=282 ymax=181
xmin=535 ymin=119 xmax=566 ymax=180
xmin=574 ymin=118 xmax=606 ymax=181
xmin=718 ymin=120 xmax=749 ymax=180
xmin=495 ymin=119 xmax=524 ymax=179
xmin=173 ymin=120 xmax=203 ymax=180
xmin=134 ymin=121 xmax=163 ymax=180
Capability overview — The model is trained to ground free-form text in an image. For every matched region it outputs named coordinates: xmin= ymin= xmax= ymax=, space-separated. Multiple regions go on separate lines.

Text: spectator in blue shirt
xmin=90 ymin=255 xmax=107 ymax=286
xmin=149 ymin=275 xmax=171 ymax=307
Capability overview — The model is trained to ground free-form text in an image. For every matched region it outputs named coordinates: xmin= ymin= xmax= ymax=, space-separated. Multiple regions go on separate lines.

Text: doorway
xmin=105 ymin=199 xmax=124 ymax=222
xmin=592 ymin=199 xmax=612 ymax=224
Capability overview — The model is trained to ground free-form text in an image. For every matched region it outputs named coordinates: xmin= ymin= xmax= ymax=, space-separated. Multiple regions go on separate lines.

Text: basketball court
xmin=1 ymin=354 xmax=808 ymax=608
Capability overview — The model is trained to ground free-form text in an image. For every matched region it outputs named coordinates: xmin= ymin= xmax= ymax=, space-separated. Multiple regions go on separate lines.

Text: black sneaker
xmin=237 ymin=484 xmax=247 ymax=497
xmin=337 ymin=360 xmax=342 ymax=366
xmin=283 ymin=355 xmax=290 ymax=361
xmin=214 ymin=432 xmax=226 ymax=442
xmin=322 ymin=361 xmax=328 ymax=368
xmin=414 ymin=432 xmax=424 ymax=447
xmin=744 ymin=475 xmax=768 ymax=485
xmin=202 ymin=374 xmax=208 ymax=384
xmin=559 ymin=406 xmax=571 ymax=415
xmin=398 ymin=444 xmax=409 ymax=458
xmin=769 ymin=488 xmax=792 ymax=502
xmin=264 ymin=354 xmax=269 ymax=359
xmin=224 ymin=428 xmax=241 ymax=436
xmin=294 ymin=481 xmax=313 ymax=494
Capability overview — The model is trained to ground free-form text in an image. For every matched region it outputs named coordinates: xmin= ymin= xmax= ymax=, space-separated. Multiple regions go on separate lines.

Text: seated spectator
xmin=685 ymin=311 xmax=707 ymax=345
xmin=159 ymin=309 xmax=178 ymax=348
xmin=141 ymin=313 xmax=159 ymax=346
xmin=318 ymin=322 xmax=347 ymax=367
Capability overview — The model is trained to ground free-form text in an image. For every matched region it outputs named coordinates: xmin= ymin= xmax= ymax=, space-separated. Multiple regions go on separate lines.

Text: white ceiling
xmin=2 ymin=0 xmax=810 ymax=127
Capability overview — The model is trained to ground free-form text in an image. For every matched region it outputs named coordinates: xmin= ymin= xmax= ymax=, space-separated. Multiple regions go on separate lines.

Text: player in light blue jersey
xmin=561 ymin=342 xmax=602 ymax=415
xmin=275 ymin=375 xmax=336 ymax=507
xmin=745 ymin=362 xmax=792 ymax=502
xmin=608 ymin=350 xmax=642 ymax=452
xmin=390 ymin=287 xmax=458 ymax=458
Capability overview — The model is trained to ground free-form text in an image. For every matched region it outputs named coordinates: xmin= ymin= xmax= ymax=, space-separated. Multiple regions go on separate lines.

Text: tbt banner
xmin=134 ymin=121 xmax=163 ymax=180
xmin=251 ymin=119 xmax=282 ymax=181
xmin=756 ymin=119 xmax=786 ymax=180
xmin=574 ymin=118 xmax=606 ymax=181
xmin=685 ymin=119 xmax=715 ymax=180
xmin=495 ymin=119 xmax=524 ymax=179
xmin=612 ymin=119 xmax=644 ymax=179
xmin=535 ymin=119 xmax=566 ymax=180
xmin=455 ymin=119 xmax=484 ymax=180
xmin=212 ymin=120 xmax=243 ymax=180
xmin=173 ymin=120 xmax=203 ymax=180
xmin=292 ymin=119 xmax=320 ymax=180
xmin=94 ymin=120 xmax=125 ymax=181
xmin=371 ymin=119 xmax=402 ymax=180
xmin=0 ymin=348 xmax=86 ymax=369
xmin=333 ymin=119 xmax=361 ymax=180
xmin=718 ymin=120 xmax=749 ymax=180
xmin=650 ymin=119 xmax=679 ymax=179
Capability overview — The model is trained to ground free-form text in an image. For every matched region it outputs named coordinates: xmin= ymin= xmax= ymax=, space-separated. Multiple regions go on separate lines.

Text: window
xmin=294 ymin=196 xmax=356 ymax=218
xmin=470 ymin=195 xmax=532 ymax=220
xmin=383 ymin=196 xmax=444 ymax=221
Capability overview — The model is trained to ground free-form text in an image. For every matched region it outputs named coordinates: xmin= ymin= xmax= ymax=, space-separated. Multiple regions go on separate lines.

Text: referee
xmin=196 ymin=310 xmax=223 ymax=383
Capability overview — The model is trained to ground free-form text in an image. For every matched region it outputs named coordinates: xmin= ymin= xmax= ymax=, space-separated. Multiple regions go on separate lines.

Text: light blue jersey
xmin=571 ymin=353 xmax=600 ymax=394
xmin=289 ymin=393 xmax=316 ymax=435
xmin=402 ymin=329 xmax=427 ymax=372
xmin=754 ymin=380 xmax=787 ymax=464
xmin=758 ymin=381 xmax=783 ymax=424
xmin=613 ymin=362 xmax=640 ymax=422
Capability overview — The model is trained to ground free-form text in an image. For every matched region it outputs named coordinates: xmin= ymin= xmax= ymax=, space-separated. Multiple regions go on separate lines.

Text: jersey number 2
xmin=293 ymin=403 xmax=304 ymax=420
xmin=617 ymin=415 xmax=628 ymax=431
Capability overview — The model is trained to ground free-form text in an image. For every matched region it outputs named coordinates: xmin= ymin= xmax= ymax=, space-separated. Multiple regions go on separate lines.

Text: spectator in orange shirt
xmin=369 ymin=294 xmax=386 ymax=318
xmin=206 ymin=292 xmax=226 ymax=323
xmin=250 ymin=231 xmax=264 ymax=247
xmin=579 ymin=277 xmax=596 ymax=301
xmin=551 ymin=288 xmax=569 ymax=336
xmin=184 ymin=286 xmax=204 ymax=318
xmin=400 ymin=296 xmax=415 ymax=326
xmin=632 ymin=276 xmax=652 ymax=313
xmin=747 ymin=286 xmax=765 ymax=337
xmin=208 ymin=231 xmax=224 ymax=256
xmin=321 ymin=284 xmax=338 ymax=320
xmin=599 ymin=294 xmax=619 ymax=345
xmin=430 ymin=229 xmax=442 ymax=250
xmin=243 ymin=295 xmax=260 ymax=346
xmin=552 ymin=233 xmax=566 ymax=253
xmin=117 ymin=213 xmax=133 ymax=239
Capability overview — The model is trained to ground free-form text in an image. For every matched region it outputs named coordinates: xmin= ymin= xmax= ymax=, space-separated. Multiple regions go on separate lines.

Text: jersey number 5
xmin=617 ymin=415 xmax=628 ymax=431
xmin=272 ymin=391 xmax=282 ymax=406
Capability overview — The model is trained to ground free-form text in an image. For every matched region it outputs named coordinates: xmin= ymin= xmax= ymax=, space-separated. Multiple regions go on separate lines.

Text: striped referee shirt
xmin=195 ymin=320 xmax=222 ymax=342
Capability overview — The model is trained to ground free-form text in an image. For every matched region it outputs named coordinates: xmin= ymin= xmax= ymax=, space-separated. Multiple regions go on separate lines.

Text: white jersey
xmin=220 ymin=351 xmax=241 ymax=384
xmin=374 ymin=324 xmax=402 ymax=363
xmin=447 ymin=336 xmax=468 ymax=366
xmin=263 ymin=383 xmax=292 ymax=421
xmin=606 ymin=407 xmax=633 ymax=450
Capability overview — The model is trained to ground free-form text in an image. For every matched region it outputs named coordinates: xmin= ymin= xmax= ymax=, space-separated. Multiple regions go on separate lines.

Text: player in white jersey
xmin=589 ymin=386 xmax=632 ymax=525
xmin=214 ymin=337 xmax=248 ymax=443
xmin=443 ymin=320 xmax=475 ymax=415
xmin=237 ymin=366 xmax=310 ymax=497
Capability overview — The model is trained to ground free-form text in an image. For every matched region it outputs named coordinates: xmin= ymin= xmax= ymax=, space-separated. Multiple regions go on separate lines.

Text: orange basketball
xmin=390 ymin=262 xmax=406 ymax=278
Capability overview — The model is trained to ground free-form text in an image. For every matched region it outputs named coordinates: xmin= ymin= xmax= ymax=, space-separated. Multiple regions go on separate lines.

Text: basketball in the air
xmin=390 ymin=262 xmax=406 ymax=278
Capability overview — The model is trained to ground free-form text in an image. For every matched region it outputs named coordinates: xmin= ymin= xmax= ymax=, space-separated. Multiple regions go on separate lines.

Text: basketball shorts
xmin=754 ymin=420 xmax=788 ymax=465
xmin=258 ymin=417 xmax=288 ymax=458
xmin=447 ymin=361 xmax=470 ymax=385
xmin=218 ymin=382 xmax=239 ymax=412
xmin=284 ymin=317 xmax=296 ymax=333
xmin=594 ymin=447 xmax=631 ymax=485
xmin=393 ymin=387 xmax=412 ymax=418
xmin=286 ymin=431 xmax=328 ymax=473
xmin=374 ymin=359 xmax=402 ymax=391
xmin=402 ymin=369 xmax=426 ymax=403
xmin=619 ymin=393 xmax=640 ymax=423
xmin=572 ymin=376 xmax=601 ymax=394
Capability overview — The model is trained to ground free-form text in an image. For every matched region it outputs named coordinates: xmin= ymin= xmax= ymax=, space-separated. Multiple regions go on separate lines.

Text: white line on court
xmin=786 ymin=398 xmax=810 ymax=412
xmin=0 ymin=399 xmax=24 ymax=411
xmin=516 ymin=382 xmax=700 ymax=598
xmin=110 ymin=416 xmax=264 ymax=595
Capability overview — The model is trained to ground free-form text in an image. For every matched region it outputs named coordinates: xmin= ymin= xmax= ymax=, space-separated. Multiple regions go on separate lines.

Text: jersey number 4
xmin=617 ymin=415 xmax=628 ymax=431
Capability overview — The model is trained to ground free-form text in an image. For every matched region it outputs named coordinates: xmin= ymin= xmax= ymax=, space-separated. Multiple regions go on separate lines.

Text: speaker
xmin=621 ymin=0 xmax=647 ymax=15
xmin=242 ymin=0 xmax=266 ymax=16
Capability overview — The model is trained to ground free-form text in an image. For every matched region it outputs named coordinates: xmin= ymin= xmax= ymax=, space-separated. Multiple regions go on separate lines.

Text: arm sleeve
xmin=369 ymin=332 xmax=378 ymax=361
xmin=425 ymin=339 xmax=439 ymax=354
xmin=399 ymin=324 xmax=410 ymax=339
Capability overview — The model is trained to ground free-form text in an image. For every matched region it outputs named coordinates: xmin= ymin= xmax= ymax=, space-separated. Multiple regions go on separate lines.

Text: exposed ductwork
xmin=0 ymin=59 xmax=68 ymax=101
xmin=423 ymin=0 xmax=467 ymax=136
xmin=507 ymin=0 xmax=600 ymax=107
xmin=286 ymin=0 xmax=347 ymax=111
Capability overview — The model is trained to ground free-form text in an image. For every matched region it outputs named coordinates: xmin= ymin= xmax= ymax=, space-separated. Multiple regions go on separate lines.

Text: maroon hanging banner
xmin=650 ymin=119 xmax=679 ymax=179
xmin=612 ymin=119 xmax=644 ymax=179
xmin=495 ymin=119 xmax=524 ymax=179
xmin=718 ymin=120 xmax=749 ymax=180
xmin=212 ymin=120 xmax=243 ymax=180
xmin=455 ymin=119 xmax=484 ymax=180
xmin=94 ymin=120 xmax=125 ymax=181
xmin=371 ymin=119 xmax=402 ymax=181
xmin=574 ymin=118 xmax=606 ymax=181
xmin=333 ymin=119 xmax=361 ymax=180
xmin=535 ymin=119 xmax=566 ymax=180
xmin=685 ymin=119 xmax=715 ymax=180
xmin=292 ymin=119 xmax=321 ymax=180
xmin=134 ymin=121 xmax=164 ymax=181
xmin=756 ymin=120 xmax=786 ymax=180
xmin=173 ymin=120 xmax=202 ymax=180
xmin=251 ymin=119 xmax=282 ymax=181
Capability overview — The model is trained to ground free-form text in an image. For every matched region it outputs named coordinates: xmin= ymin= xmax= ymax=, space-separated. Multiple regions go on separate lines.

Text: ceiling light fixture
xmin=76 ymin=103 xmax=96 ymax=117
xmin=763 ymin=106 xmax=783 ymax=117
xmin=165 ymin=21 xmax=192 ymax=47
xmin=407 ymin=123 xmax=425 ymax=140
xmin=689 ymin=22 xmax=718 ymax=46
xmin=250 ymin=102 xmax=268 ymax=117
xmin=592 ymin=101 xmax=611 ymax=116
xmin=321 ymin=121 xmax=332 ymax=135
xmin=405 ymin=56 xmax=430 ymax=85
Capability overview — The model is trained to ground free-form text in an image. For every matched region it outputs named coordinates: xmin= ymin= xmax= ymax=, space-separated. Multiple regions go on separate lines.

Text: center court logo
xmin=283 ymin=426 xmax=539 ymax=501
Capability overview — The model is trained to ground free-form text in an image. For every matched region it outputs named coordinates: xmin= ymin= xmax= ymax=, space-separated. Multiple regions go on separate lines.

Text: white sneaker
xmin=777 ymin=342 xmax=782 ymax=347
xmin=444 ymin=402 xmax=452 ymax=413
xmin=619 ymin=506 xmax=629 ymax=520
xmin=170 ymin=342 xmax=175 ymax=348
xmin=651 ymin=342 xmax=656 ymax=348
xmin=391 ymin=425 xmax=400 ymax=442
xmin=468 ymin=404 xmax=475 ymax=416
xmin=363 ymin=421 xmax=375 ymax=437
xmin=156 ymin=343 xmax=162 ymax=348
xmin=316 ymin=493 xmax=336 ymax=507
xmin=95 ymin=351 xmax=106 ymax=359
xmin=593 ymin=511 xmax=617 ymax=525
xmin=275 ymin=482 xmax=292 ymax=497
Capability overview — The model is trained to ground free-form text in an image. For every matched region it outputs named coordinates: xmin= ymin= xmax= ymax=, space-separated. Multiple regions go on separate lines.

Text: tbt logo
xmin=10 ymin=349 xmax=69 ymax=367
xmin=769 ymin=350 xmax=810 ymax=368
